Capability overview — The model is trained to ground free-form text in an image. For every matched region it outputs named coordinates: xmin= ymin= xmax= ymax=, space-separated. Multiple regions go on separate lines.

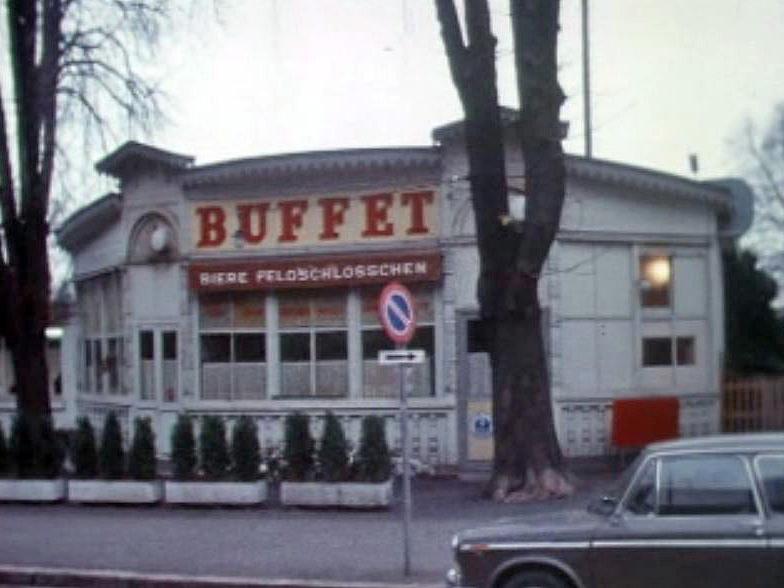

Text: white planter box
xmin=280 ymin=479 xmax=393 ymax=508
xmin=164 ymin=480 xmax=268 ymax=505
xmin=67 ymin=480 xmax=163 ymax=504
xmin=0 ymin=479 xmax=66 ymax=502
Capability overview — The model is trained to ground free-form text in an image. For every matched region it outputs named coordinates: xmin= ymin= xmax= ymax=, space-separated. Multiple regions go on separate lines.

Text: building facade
xmin=56 ymin=117 xmax=752 ymax=470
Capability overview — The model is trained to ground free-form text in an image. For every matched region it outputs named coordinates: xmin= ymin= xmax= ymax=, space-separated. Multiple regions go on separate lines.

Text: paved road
xmin=0 ymin=476 xmax=614 ymax=585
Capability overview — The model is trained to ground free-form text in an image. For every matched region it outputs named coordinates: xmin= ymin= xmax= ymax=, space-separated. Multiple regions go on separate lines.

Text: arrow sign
xmin=378 ymin=349 xmax=426 ymax=365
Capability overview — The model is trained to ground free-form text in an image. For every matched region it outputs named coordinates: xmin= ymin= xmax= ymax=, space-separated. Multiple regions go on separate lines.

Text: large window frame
xmin=278 ymin=290 xmax=348 ymax=399
xmin=78 ymin=272 xmax=125 ymax=397
xmin=199 ymin=292 xmax=267 ymax=401
xmin=360 ymin=285 xmax=436 ymax=399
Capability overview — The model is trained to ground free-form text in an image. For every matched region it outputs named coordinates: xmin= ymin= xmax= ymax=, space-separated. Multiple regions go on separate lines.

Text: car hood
xmin=455 ymin=508 xmax=603 ymax=545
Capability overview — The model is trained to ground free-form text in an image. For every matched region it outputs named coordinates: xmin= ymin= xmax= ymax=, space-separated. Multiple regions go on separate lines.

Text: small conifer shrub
xmin=231 ymin=416 xmax=261 ymax=482
xmin=318 ymin=411 xmax=349 ymax=482
xmin=72 ymin=417 xmax=98 ymax=479
xmin=354 ymin=415 xmax=392 ymax=483
xmin=171 ymin=414 xmax=196 ymax=480
xmin=0 ymin=421 xmax=8 ymax=476
xmin=128 ymin=417 xmax=157 ymax=480
xmin=199 ymin=415 xmax=229 ymax=480
xmin=9 ymin=414 xmax=36 ymax=478
xmin=283 ymin=412 xmax=314 ymax=481
xmin=99 ymin=412 xmax=125 ymax=479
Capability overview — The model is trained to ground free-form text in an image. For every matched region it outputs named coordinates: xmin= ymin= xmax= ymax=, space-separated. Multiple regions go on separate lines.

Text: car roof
xmin=646 ymin=432 xmax=784 ymax=454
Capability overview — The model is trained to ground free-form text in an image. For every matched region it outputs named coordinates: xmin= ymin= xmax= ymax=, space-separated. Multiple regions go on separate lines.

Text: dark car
xmin=446 ymin=433 xmax=784 ymax=588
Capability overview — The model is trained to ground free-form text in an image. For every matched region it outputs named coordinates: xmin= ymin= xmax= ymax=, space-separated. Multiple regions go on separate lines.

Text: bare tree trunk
xmin=437 ymin=0 xmax=572 ymax=501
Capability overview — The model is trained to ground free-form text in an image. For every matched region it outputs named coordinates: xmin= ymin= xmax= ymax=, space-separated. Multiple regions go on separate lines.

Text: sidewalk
xmin=0 ymin=467 xmax=618 ymax=587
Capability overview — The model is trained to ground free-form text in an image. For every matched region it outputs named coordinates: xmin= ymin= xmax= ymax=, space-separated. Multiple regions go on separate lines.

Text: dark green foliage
xmin=354 ymin=415 xmax=392 ymax=482
xmin=283 ymin=412 xmax=314 ymax=481
xmin=318 ymin=412 xmax=349 ymax=482
xmin=171 ymin=414 xmax=196 ymax=480
xmin=72 ymin=417 xmax=98 ymax=479
xmin=0 ymin=421 xmax=7 ymax=476
xmin=199 ymin=415 xmax=229 ymax=480
xmin=128 ymin=418 xmax=157 ymax=480
xmin=8 ymin=414 xmax=63 ymax=479
xmin=99 ymin=412 xmax=125 ymax=480
xmin=724 ymin=249 xmax=784 ymax=373
xmin=231 ymin=416 xmax=261 ymax=481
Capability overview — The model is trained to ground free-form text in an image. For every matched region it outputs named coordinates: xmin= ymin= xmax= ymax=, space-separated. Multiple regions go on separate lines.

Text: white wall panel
xmin=560 ymin=320 xmax=598 ymax=397
xmin=597 ymin=321 xmax=634 ymax=393
xmin=559 ymin=244 xmax=595 ymax=317
xmin=596 ymin=246 xmax=632 ymax=317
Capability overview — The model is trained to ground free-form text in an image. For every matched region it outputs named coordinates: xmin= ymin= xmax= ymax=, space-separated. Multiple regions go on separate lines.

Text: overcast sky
xmin=141 ymin=0 xmax=784 ymax=183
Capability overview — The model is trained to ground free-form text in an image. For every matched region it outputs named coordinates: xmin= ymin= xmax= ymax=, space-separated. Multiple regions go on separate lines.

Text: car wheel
xmin=501 ymin=570 xmax=569 ymax=588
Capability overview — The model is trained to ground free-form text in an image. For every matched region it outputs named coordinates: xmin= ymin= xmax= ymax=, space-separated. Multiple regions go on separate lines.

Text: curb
xmin=0 ymin=566 xmax=441 ymax=588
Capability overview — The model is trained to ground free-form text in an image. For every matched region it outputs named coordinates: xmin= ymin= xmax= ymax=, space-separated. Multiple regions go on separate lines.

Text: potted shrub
xmin=68 ymin=414 xmax=163 ymax=504
xmin=165 ymin=415 xmax=267 ymax=505
xmin=279 ymin=412 xmax=324 ymax=506
xmin=0 ymin=421 xmax=9 ymax=477
xmin=0 ymin=414 xmax=66 ymax=502
xmin=343 ymin=415 xmax=394 ymax=508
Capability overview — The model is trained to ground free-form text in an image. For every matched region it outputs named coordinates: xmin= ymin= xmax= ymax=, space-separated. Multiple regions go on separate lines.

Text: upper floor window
xmin=640 ymin=254 xmax=672 ymax=308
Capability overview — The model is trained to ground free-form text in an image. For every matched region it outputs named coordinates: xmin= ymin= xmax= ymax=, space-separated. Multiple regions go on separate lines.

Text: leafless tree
xmin=738 ymin=104 xmax=784 ymax=288
xmin=0 ymin=0 xmax=170 ymax=421
xmin=435 ymin=0 xmax=573 ymax=501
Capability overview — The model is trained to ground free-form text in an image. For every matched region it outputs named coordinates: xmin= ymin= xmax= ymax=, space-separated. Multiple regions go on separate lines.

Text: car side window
xmin=625 ymin=458 xmax=657 ymax=515
xmin=757 ymin=455 xmax=784 ymax=514
xmin=659 ymin=455 xmax=757 ymax=516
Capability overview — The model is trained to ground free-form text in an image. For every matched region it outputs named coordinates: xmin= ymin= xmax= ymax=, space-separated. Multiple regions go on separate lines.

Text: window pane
xmin=107 ymin=338 xmax=119 ymax=393
xmin=362 ymin=329 xmax=394 ymax=359
xmin=281 ymin=332 xmax=310 ymax=362
xmin=163 ymin=331 xmax=177 ymax=360
xmin=235 ymin=333 xmax=266 ymax=362
xmin=660 ymin=455 xmax=756 ymax=515
xmin=234 ymin=293 xmax=265 ymax=328
xmin=140 ymin=331 xmax=154 ymax=360
xmin=93 ymin=340 xmax=103 ymax=394
xmin=411 ymin=286 xmax=435 ymax=323
xmin=279 ymin=292 xmax=311 ymax=328
xmin=312 ymin=292 xmax=346 ymax=327
xmin=758 ymin=456 xmax=784 ymax=513
xmin=626 ymin=459 xmax=656 ymax=515
xmin=199 ymin=294 xmax=231 ymax=329
xmin=201 ymin=334 xmax=230 ymax=363
xmin=361 ymin=287 xmax=383 ymax=326
xmin=316 ymin=331 xmax=347 ymax=360
xmin=676 ymin=337 xmax=695 ymax=366
xmin=640 ymin=255 xmax=671 ymax=308
xmin=643 ymin=337 xmax=672 ymax=366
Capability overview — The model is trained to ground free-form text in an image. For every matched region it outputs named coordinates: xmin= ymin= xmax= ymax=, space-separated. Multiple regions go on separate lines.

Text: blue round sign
xmin=378 ymin=282 xmax=416 ymax=344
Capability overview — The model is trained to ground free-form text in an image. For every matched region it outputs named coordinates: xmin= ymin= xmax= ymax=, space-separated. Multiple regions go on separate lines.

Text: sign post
xmin=377 ymin=281 xmax=417 ymax=577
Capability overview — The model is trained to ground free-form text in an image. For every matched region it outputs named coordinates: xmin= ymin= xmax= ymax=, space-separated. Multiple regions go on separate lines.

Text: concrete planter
xmin=164 ymin=480 xmax=268 ymax=505
xmin=0 ymin=478 xmax=66 ymax=503
xmin=67 ymin=480 xmax=163 ymax=504
xmin=280 ymin=479 xmax=393 ymax=508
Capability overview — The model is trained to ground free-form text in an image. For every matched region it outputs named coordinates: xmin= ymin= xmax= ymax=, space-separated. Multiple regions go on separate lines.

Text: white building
xmin=54 ymin=115 xmax=752 ymax=470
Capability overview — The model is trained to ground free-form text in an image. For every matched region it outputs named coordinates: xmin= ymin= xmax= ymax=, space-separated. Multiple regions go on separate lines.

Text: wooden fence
xmin=722 ymin=376 xmax=784 ymax=433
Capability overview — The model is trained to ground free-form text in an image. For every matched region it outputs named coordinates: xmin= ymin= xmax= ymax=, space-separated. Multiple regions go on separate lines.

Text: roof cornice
xmin=56 ymin=193 xmax=122 ymax=252
xmin=565 ymin=155 xmax=733 ymax=210
xmin=182 ymin=147 xmax=440 ymax=189
xmin=96 ymin=141 xmax=194 ymax=179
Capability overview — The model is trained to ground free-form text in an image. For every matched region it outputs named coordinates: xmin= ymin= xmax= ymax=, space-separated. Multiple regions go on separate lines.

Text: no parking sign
xmin=378 ymin=281 xmax=416 ymax=345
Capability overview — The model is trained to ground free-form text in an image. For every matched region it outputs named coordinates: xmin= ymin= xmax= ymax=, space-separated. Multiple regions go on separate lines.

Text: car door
xmin=591 ymin=453 xmax=769 ymax=588
xmin=755 ymin=453 xmax=784 ymax=585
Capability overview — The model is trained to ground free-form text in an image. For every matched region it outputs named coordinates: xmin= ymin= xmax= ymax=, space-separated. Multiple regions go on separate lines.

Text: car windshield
xmin=588 ymin=451 xmax=647 ymax=510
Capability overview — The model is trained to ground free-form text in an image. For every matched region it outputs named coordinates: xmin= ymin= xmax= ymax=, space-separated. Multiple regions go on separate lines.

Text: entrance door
xmin=137 ymin=327 xmax=179 ymax=404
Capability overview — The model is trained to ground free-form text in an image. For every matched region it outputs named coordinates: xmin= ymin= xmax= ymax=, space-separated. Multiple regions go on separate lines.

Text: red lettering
xmin=237 ymin=203 xmax=270 ymax=244
xmin=196 ymin=206 xmax=226 ymax=247
xmin=318 ymin=197 xmax=350 ymax=240
xmin=361 ymin=193 xmax=394 ymax=237
xmin=401 ymin=190 xmax=434 ymax=235
xmin=278 ymin=200 xmax=308 ymax=243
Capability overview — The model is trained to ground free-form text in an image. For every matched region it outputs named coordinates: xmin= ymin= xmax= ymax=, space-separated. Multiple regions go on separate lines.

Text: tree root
xmin=491 ymin=467 xmax=575 ymax=503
